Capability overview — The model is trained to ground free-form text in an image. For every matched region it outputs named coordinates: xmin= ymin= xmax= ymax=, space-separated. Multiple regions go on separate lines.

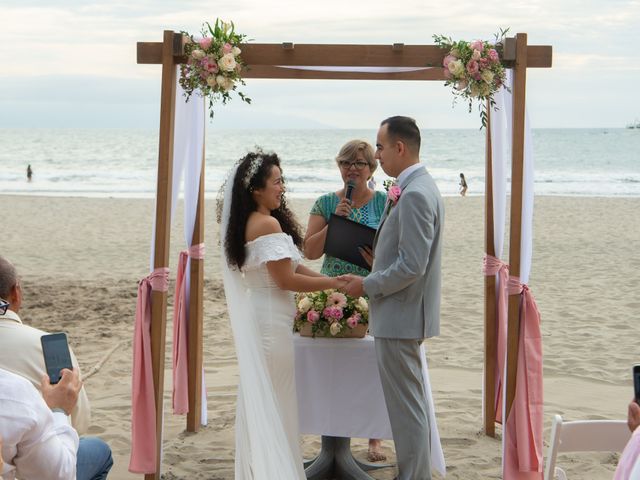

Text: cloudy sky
xmin=1 ymin=0 xmax=639 ymax=129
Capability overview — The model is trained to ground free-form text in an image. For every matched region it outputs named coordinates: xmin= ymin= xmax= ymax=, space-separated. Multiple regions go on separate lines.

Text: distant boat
xmin=626 ymin=119 xmax=640 ymax=129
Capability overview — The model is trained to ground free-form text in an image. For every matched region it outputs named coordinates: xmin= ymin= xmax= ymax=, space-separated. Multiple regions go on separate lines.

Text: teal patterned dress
xmin=310 ymin=191 xmax=387 ymax=277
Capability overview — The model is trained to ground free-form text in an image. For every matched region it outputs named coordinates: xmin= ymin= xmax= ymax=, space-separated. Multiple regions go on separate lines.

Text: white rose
xmin=216 ymin=75 xmax=235 ymax=92
xmin=455 ymin=79 xmax=468 ymax=91
xmin=470 ymin=82 xmax=481 ymax=97
xmin=232 ymin=46 xmax=242 ymax=56
xmin=191 ymin=49 xmax=205 ymax=60
xmin=472 ymin=49 xmax=481 ymax=61
xmin=357 ymin=297 xmax=369 ymax=312
xmin=298 ymin=297 xmax=312 ymax=313
xmin=481 ymin=69 xmax=494 ymax=84
xmin=448 ymin=60 xmax=464 ymax=77
xmin=218 ymin=52 xmax=237 ymax=72
xmin=206 ymin=76 xmax=217 ymax=87
xmin=330 ymin=322 xmax=342 ymax=336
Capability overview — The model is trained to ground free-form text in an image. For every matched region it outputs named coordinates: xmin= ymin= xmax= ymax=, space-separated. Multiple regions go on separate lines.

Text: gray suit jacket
xmin=363 ymin=167 xmax=444 ymax=339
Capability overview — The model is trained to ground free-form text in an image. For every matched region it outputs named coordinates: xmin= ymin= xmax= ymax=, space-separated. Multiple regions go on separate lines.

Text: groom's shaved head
xmin=380 ymin=116 xmax=421 ymax=155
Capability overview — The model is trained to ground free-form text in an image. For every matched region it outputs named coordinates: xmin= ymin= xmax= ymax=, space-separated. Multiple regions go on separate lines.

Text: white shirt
xmin=396 ymin=162 xmax=425 ymax=189
xmin=0 ymin=310 xmax=90 ymax=434
xmin=0 ymin=368 xmax=79 ymax=480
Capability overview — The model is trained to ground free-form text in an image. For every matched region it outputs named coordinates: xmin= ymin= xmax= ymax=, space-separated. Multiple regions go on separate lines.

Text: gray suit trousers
xmin=375 ymin=338 xmax=432 ymax=480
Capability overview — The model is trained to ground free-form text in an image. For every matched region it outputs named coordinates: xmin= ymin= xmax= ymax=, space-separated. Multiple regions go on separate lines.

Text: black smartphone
xmin=41 ymin=333 xmax=73 ymax=384
xmin=634 ymin=364 xmax=640 ymax=405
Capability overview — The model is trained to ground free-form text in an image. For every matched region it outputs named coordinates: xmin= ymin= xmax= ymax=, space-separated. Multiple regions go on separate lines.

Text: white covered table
xmin=294 ymin=334 xmax=446 ymax=478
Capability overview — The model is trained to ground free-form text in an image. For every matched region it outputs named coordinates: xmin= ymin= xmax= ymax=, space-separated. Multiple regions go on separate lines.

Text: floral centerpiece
xmin=179 ymin=19 xmax=251 ymax=118
xmin=294 ymin=290 xmax=369 ymax=338
xmin=433 ymin=28 xmax=509 ymax=128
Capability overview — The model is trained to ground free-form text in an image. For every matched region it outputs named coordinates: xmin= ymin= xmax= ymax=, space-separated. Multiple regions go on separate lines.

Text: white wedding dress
xmin=235 ymin=233 xmax=306 ymax=479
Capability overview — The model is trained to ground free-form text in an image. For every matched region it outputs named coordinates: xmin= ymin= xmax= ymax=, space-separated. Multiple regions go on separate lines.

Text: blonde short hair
xmin=335 ymin=140 xmax=377 ymax=176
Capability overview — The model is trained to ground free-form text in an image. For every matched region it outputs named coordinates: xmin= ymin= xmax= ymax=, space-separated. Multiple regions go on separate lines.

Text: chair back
xmin=544 ymin=414 xmax=631 ymax=480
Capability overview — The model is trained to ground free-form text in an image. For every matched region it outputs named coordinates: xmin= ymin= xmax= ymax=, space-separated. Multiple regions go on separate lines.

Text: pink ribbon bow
xmin=129 ymin=267 xmax=169 ymax=474
xmin=503 ymin=277 xmax=544 ymax=480
xmin=172 ymin=243 xmax=205 ymax=415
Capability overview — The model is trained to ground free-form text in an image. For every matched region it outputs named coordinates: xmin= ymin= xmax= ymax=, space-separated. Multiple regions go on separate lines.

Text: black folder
xmin=324 ymin=214 xmax=376 ymax=271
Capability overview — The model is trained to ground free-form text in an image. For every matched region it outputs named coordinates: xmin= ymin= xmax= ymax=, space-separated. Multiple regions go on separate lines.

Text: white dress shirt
xmin=0 ymin=309 xmax=90 ymax=434
xmin=0 ymin=368 xmax=79 ymax=480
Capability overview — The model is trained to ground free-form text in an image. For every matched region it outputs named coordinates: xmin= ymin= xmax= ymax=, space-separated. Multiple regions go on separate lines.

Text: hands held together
xmin=333 ymin=274 xmax=365 ymax=297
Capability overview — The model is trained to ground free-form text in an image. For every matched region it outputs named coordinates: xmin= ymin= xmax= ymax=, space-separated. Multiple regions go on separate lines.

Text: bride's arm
xmin=295 ymin=264 xmax=323 ymax=277
xmin=268 ymin=260 xmax=343 ymax=292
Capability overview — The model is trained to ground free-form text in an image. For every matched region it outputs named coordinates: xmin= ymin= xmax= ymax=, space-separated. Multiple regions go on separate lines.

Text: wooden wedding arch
xmin=136 ymin=31 xmax=552 ymax=479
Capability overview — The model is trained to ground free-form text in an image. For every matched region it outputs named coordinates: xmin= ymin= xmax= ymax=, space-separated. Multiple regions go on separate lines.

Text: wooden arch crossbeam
xmin=136 ymin=30 xmax=552 ymax=479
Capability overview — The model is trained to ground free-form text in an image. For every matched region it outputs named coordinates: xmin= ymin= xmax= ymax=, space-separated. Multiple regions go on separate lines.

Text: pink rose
xmin=323 ymin=306 xmax=343 ymax=322
xmin=387 ymin=185 xmax=402 ymax=205
xmin=470 ymin=40 xmax=484 ymax=51
xmin=443 ymin=54 xmax=456 ymax=68
xmin=479 ymin=57 xmax=490 ymax=69
xmin=466 ymin=60 xmax=479 ymax=75
xmin=346 ymin=313 xmax=361 ymax=328
xmin=307 ymin=310 xmax=319 ymax=324
xmin=207 ymin=62 xmax=219 ymax=74
xmin=222 ymin=42 xmax=233 ymax=54
xmin=443 ymin=68 xmax=452 ymax=80
xmin=198 ymin=37 xmax=212 ymax=50
xmin=488 ymin=49 xmax=499 ymax=63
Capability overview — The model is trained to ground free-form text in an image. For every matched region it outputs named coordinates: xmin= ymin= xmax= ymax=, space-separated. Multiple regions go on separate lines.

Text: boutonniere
xmin=383 ymin=180 xmax=401 ymax=206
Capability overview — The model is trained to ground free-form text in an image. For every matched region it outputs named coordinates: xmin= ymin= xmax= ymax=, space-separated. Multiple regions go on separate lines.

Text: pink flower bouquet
xmin=179 ymin=19 xmax=251 ymax=118
xmin=294 ymin=289 xmax=369 ymax=338
xmin=433 ymin=28 xmax=509 ymax=128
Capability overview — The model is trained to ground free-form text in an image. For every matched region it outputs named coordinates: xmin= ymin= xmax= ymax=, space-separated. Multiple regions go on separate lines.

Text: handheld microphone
xmin=345 ymin=180 xmax=356 ymax=203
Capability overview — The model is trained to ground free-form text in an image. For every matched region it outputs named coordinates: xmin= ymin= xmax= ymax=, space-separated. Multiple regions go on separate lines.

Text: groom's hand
xmin=338 ymin=274 xmax=365 ymax=297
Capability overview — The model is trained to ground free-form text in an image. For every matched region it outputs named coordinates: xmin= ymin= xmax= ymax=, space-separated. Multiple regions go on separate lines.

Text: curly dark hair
xmin=219 ymin=150 xmax=303 ymax=269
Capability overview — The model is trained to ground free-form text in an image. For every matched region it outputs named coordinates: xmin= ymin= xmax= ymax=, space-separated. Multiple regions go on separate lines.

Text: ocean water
xmin=0 ymin=128 xmax=638 ymax=198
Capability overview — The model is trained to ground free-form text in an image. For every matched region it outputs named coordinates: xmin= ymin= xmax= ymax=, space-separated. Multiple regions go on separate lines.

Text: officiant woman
xmin=303 ymin=139 xmax=388 ymax=462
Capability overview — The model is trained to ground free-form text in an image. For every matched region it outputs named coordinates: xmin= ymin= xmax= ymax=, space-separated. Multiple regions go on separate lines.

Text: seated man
xmin=0 ymin=255 xmax=90 ymax=433
xmin=0 ymin=367 xmax=113 ymax=480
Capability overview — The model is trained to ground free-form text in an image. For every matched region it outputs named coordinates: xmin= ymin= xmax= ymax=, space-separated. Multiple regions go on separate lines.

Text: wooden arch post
xmin=137 ymin=31 xmax=551 ymax=477
xmin=482 ymin=33 xmax=546 ymax=436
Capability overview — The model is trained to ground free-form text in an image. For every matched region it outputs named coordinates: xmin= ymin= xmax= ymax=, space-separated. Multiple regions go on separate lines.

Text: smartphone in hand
xmin=634 ymin=364 xmax=640 ymax=405
xmin=41 ymin=333 xmax=73 ymax=384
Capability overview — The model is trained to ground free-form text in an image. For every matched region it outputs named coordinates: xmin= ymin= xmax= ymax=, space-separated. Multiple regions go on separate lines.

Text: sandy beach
xmin=2 ymin=194 xmax=638 ymax=479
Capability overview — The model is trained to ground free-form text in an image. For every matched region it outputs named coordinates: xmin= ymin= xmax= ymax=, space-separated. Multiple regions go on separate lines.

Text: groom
xmin=341 ymin=116 xmax=444 ymax=480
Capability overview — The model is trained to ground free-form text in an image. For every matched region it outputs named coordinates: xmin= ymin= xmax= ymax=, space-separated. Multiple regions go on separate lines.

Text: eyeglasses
xmin=338 ymin=160 xmax=369 ymax=170
xmin=0 ymin=298 xmax=9 ymax=315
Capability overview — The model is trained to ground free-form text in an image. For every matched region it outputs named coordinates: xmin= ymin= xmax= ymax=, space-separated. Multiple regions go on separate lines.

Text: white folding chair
xmin=545 ymin=414 xmax=631 ymax=480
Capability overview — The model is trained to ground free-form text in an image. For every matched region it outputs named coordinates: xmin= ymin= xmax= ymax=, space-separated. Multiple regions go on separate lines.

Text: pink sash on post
xmin=172 ymin=243 xmax=205 ymax=415
xmin=503 ymin=276 xmax=544 ymax=480
xmin=483 ymin=253 xmax=509 ymax=423
xmin=129 ymin=267 xmax=169 ymax=474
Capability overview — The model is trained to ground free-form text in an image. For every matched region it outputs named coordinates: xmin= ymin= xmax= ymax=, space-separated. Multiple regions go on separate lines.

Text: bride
xmin=218 ymin=150 xmax=345 ymax=479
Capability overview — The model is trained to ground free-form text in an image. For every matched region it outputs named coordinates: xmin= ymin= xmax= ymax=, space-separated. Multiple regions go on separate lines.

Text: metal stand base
xmin=304 ymin=436 xmax=393 ymax=480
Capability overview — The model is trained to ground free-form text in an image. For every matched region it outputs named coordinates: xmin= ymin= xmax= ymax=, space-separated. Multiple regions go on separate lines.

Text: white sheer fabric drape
xmin=489 ymin=68 xmax=534 ymax=279
xmin=172 ymin=78 xmax=208 ymax=425
xmin=490 ymin=69 xmax=536 ymax=465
